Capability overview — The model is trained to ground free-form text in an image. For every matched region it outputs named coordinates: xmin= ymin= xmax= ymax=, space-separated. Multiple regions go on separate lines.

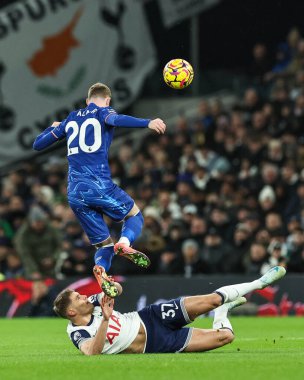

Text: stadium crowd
xmin=1 ymin=27 xmax=304 ymax=284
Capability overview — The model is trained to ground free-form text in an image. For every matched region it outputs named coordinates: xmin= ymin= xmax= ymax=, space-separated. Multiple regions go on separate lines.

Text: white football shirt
xmin=67 ymin=293 xmax=141 ymax=354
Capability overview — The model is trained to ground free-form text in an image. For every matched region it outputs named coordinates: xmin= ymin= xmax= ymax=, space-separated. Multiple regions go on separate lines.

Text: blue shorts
xmin=138 ymin=297 xmax=193 ymax=353
xmin=67 ymin=174 xmax=134 ymax=244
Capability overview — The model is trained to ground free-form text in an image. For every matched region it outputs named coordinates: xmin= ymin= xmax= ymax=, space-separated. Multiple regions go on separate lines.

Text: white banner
xmin=158 ymin=0 xmax=221 ymax=28
xmin=0 ymin=0 xmax=156 ymax=166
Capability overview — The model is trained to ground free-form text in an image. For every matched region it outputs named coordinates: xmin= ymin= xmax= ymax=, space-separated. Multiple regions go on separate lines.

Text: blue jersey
xmin=33 ymin=103 xmax=150 ymax=244
xmin=54 ymin=104 xmax=116 ymax=178
xmin=33 ymin=102 xmax=150 ymax=179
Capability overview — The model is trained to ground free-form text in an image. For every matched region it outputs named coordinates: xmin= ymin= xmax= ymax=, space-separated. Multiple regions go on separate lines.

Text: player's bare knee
xmin=210 ymin=293 xmax=222 ymax=308
xmin=216 ymin=329 xmax=234 ymax=345
xmin=221 ymin=329 xmax=234 ymax=344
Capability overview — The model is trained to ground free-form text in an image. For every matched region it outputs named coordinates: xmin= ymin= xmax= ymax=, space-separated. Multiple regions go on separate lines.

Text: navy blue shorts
xmin=138 ymin=297 xmax=193 ymax=353
xmin=68 ymin=175 xmax=134 ymax=244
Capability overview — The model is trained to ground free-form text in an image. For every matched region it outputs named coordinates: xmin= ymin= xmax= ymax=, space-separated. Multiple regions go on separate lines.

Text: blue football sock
xmin=121 ymin=212 xmax=144 ymax=245
xmin=94 ymin=245 xmax=114 ymax=272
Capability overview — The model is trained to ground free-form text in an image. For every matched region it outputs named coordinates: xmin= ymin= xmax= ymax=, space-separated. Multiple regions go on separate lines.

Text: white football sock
xmin=213 ymin=317 xmax=233 ymax=331
xmin=216 ymin=279 xmax=261 ymax=303
xmin=213 ymin=305 xmax=233 ymax=331
xmin=118 ymin=237 xmax=130 ymax=246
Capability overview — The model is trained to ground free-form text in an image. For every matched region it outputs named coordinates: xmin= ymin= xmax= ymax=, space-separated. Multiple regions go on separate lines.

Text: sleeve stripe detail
xmin=51 ymin=131 xmax=59 ymax=139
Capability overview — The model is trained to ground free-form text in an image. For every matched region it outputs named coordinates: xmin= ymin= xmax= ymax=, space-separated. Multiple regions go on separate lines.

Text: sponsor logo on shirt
xmin=107 ymin=314 xmax=121 ymax=345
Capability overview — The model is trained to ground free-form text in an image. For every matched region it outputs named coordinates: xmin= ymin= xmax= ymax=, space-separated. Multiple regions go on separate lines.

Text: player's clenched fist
xmin=148 ymin=118 xmax=166 ymax=134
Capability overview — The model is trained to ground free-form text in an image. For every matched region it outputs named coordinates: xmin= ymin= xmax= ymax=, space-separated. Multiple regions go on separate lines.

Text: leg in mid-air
xmin=114 ymin=203 xmax=150 ymax=268
xmin=68 ymin=197 xmax=119 ymax=297
xmin=183 ymin=265 xmax=286 ymax=322
xmin=88 ymin=183 xmax=150 ymax=269
xmin=183 ymin=265 xmax=286 ymax=352
xmin=93 ymin=236 xmax=118 ymax=298
xmin=215 ymin=265 xmax=286 ymax=303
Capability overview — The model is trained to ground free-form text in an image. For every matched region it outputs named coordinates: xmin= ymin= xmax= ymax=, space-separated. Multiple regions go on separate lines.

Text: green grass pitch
xmin=0 ymin=317 xmax=303 ymax=380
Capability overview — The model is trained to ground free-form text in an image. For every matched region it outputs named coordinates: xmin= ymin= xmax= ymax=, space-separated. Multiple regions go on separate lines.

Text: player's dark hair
xmin=88 ymin=82 xmax=111 ymax=99
xmin=53 ymin=288 xmax=74 ymax=319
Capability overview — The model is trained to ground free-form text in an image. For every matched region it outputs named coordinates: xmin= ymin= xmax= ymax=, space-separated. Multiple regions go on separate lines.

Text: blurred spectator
xmin=156 ymin=189 xmax=181 ymax=220
xmin=261 ymin=240 xmax=288 ymax=274
xmin=287 ymin=228 xmax=304 ymax=272
xmin=236 ymin=88 xmax=262 ymax=122
xmin=264 ymin=212 xmax=285 ymax=236
xmin=60 ymin=240 xmax=94 ymax=278
xmin=286 ymin=38 xmax=304 ymax=78
xmin=255 ymin=228 xmax=271 ymax=246
xmin=14 ymin=205 xmax=61 ymax=280
xmin=249 ymin=43 xmax=272 ymax=85
xmin=286 ymin=227 xmax=304 ymax=272
xmin=4 ymin=251 xmax=23 ymax=279
xmin=286 ymin=215 xmax=301 ymax=234
xmin=31 ymin=183 xmax=55 ymax=209
xmin=290 ymin=70 xmax=304 ymax=100
xmin=222 ymin=223 xmax=252 ymax=273
xmin=201 ymin=228 xmax=231 ymax=273
xmin=243 ymin=242 xmax=268 ymax=274
xmin=259 ymin=186 xmax=277 ymax=213
xmin=192 ymin=165 xmax=210 ymax=190
xmin=157 ymin=249 xmax=181 ymax=275
xmin=182 ymin=204 xmax=198 ymax=229
xmin=4 ymin=195 xmax=27 ymax=232
xmin=179 ymin=239 xmax=206 ymax=278
xmin=208 ymin=207 xmax=233 ymax=242
xmin=140 ymin=209 xmax=166 ymax=269
xmin=176 ymin=181 xmax=193 ymax=207
xmin=266 ymin=139 xmax=285 ymax=166
xmin=165 ymin=222 xmax=185 ymax=253
xmin=197 ymin=100 xmax=214 ymax=131
xmin=243 ymin=212 xmax=262 ymax=236
xmin=63 ymin=220 xmax=83 ymax=250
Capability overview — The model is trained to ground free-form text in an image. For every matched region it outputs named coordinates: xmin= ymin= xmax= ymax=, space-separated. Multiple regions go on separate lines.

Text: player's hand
xmin=101 ymin=295 xmax=114 ymax=321
xmin=148 ymin=118 xmax=166 ymax=134
xmin=51 ymin=121 xmax=61 ymax=127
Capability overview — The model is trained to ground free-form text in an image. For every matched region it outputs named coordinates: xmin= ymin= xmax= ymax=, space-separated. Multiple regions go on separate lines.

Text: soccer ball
xmin=163 ymin=59 xmax=194 ymax=90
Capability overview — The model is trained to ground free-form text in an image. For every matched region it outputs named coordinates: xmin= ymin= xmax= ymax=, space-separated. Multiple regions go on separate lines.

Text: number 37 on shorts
xmin=161 ymin=302 xmax=179 ymax=319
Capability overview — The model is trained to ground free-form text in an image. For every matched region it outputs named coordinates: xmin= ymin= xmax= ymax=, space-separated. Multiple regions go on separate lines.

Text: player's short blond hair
xmin=88 ymin=83 xmax=111 ymax=99
xmin=53 ymin=288 xmax=74 ymax=319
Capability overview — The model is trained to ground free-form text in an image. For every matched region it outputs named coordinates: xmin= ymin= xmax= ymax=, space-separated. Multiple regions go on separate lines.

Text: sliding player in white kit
xmin=53 ymin=266 xmax=286 ymax=355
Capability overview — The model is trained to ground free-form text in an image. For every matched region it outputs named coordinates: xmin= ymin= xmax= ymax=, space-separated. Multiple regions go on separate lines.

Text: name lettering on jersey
xmin=77 ymin=108 xmax=97 ymax=117
xmin=106 ymin=314 xmax=121 ymax=345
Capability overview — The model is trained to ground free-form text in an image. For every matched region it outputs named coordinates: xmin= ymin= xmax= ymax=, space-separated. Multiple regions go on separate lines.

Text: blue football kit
xmin=33 ymin=103 xmax=150 ymax=246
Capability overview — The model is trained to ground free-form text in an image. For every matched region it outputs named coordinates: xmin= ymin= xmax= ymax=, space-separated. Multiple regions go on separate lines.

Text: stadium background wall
xmin=0 ymin=275 xmax=303 ymax=317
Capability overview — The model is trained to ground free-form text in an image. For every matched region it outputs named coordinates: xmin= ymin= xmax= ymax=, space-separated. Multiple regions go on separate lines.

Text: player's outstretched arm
xmin=148 ymin=118 xmax=166 ymax=134
xmin=105 ymin=113 xmax=166 ymax=134
xmin=105 ymin=112 xmax=151 ymax=129
xmin=80 ymin=296 xmax=114 ymax=356
xmin=32 ymin=121 xmax=65 ymax=151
